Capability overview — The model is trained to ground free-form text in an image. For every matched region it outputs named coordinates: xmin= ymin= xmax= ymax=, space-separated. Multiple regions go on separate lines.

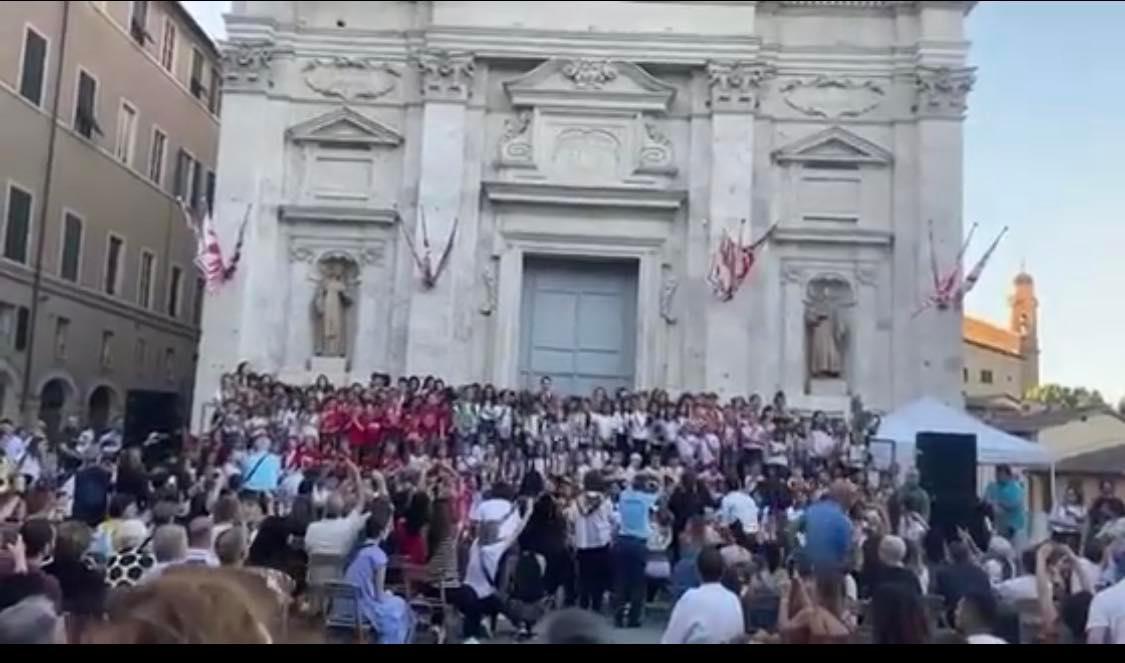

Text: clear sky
xmin=184 ymin=1 xmax=1124 ymax=403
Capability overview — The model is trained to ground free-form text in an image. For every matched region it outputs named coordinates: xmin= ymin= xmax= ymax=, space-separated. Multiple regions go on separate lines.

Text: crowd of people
xmin=1 ymin=365 xmax=1125 ymax=645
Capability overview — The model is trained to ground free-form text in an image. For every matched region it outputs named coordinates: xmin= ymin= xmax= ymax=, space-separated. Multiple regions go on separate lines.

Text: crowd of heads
xmin=2 ymin=364 xmax=1125 ymax=644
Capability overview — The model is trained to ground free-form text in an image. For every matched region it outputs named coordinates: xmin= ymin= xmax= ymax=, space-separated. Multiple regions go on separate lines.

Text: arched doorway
xmin=87 ymin=385 xmax=117 ymax=433
xmin=39 ymin=378 xmax=71 ymax=441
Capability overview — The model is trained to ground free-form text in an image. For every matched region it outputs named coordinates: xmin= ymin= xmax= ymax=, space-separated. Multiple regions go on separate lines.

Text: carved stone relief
xmin=706 ymin=60 xmax=775 ymax=112
xmin=222 ymin=40 xmax=288 ymax=91
xmin=551 ymin=127 xmax=622 ymax=180
xmin=498 ymin=110 xmax=534 ymax=167
xmin=660 ymin=264 xmax=679 ymax=325
xmin=779 ymin=75 xmax=885 ymax=119
xmin=636 ymin=121 xmax=676 ymax=175
xmin=560 ymin=59 xmax=619 ymax=90
xmin=804 ymin=276 xmax=854 ymax=381
xmin=479 ymin=257 xmax=499 ymax=316
xmin=414 ymin=48 xmax=475 ymax=101
xmin=913 ymin=66 xmax=976 ymax=117
xmin=311 ymin=254 xmax=359 ymax=359
xmin=302 ymin=57 xmax=400 ymax=102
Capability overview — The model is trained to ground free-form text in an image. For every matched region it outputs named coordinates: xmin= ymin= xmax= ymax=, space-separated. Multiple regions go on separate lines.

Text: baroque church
xmin=192 ymin=0 xmax=977 ymax=430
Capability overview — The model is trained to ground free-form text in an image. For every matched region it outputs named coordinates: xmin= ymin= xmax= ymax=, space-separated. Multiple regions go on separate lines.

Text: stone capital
xmin=414 ymin=48 xmax=476 ymax=102
xmin=221 ymin=40 xmax=289 ymax=93
xmin=706 ymin=60 xmax=775 ymax=113
xmin=912 ymin=65 xmax=976 ymax=119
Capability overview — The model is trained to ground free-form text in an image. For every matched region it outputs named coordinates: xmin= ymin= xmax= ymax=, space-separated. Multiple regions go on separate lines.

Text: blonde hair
xmin=91 ymin=570 xmax=273 ymax=644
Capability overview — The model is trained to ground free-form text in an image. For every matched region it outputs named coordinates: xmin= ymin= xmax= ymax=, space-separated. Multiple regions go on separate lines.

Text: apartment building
xmin=0 ymin=1 xmax=221 ymax=433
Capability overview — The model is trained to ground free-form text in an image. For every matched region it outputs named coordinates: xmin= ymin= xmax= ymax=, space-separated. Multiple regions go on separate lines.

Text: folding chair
xmin=323 ymin=580 xmax=370 ymax=644
xmin=305 ymin=553 xmax=347 ymax=616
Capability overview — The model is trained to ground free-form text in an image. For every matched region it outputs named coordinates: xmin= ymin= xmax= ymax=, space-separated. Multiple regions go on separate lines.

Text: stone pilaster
xmin=703 ymin=60 xmax=774 ymax=397
xmin=403 ymin=49 xmax=476 ymax=378
xmin=912 ymin=64 xmax=975 ymax=405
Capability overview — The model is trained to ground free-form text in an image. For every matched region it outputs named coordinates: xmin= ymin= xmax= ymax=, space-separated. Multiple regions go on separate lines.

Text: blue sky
xmin=184 ymin=1 xmax=1123 ymax=403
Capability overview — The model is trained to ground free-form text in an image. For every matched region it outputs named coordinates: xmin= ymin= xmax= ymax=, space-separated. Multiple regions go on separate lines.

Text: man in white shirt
xmin=304 ymin=493 xmax=367 ymax=557
xmin=470 ymin=482 xmax=520 ymax=541
xmin=719 ymin=476 xmax=759 ymax=535
xmin=1087 ymin=574 xmax=1125 ymax=644
xmin=661 ymin=548 xmax=744 ymax=644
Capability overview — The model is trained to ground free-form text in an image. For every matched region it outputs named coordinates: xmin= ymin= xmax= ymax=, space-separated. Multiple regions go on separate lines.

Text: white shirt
xmin=464 ymin=539 xmax=510 ymax=599
xmin=967 ymin=634 xmax=1008 ymax=644
xmin=719 ymin=491 xmax=760 ymax=533
xmin=570 ymin=494 xmax=614 ymax=550
xmin=470 ymin=498 xmax=519 ymax=541
xmin=2 ymin=434 xmax=25 ymax=462
xmin=809 ymin=430 xmax=836 ymax=459
xmin=304 ymin=510 xmax=366 ymax=557
xmin=628 ymin=412 xmax=649 ymax=440
xmin=661 ymin=583 xmax=744 ymax=644
xmin=995 ymin=575 xmax=1038 ymax=604
xmin=1087 ymin=578 xmax=1125 ymax=644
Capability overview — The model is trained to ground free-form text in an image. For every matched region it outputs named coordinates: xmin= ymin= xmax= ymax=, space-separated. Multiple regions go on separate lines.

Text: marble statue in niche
xmin=805 ymin=277 xmax=853 ymax=380
xmin=312 ymin=255 xmax=357 ymax=358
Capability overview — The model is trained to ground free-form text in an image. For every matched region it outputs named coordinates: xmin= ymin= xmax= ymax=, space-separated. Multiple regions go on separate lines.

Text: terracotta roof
xmin=1052 ymin=445 xmax=1125 ymax=477
xmin=963 ymin=315 xmax=1022 ymax=357
xmin=983 ymin=406 xmax=1125 ymax=432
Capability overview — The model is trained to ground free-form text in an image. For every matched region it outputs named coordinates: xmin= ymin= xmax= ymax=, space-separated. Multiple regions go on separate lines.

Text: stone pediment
xmin=772 ymin=126 xmax=892 ymax=166
xmin=286 ymin=107 xmax=403 ymax=147
xmin=503 ymin=59 xmax=676 ymax=113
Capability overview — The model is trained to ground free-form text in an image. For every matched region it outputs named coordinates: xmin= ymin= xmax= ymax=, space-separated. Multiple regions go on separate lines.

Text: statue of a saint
xmin=313 ymin=259 xmax=353 ymax=358
xmin=805 ymin=279 xmax=850 ymax=379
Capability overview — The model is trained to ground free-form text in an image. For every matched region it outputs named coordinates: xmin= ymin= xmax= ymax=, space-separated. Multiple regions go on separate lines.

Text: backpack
xmin=510 ymin=548 xmax=546 ymax=603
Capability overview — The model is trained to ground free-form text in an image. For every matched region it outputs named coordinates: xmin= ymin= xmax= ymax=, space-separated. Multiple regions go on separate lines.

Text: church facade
xmin=193 ymin=0 xmax=976 ymax=429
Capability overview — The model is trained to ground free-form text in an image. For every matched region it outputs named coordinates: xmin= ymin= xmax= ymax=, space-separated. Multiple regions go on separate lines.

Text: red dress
xmin=344 ymin=407 xmax=368 ymax=451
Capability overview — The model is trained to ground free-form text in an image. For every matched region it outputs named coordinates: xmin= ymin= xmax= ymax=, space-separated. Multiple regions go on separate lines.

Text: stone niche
xmin=494 ymin=58 xmax=680 ymax=188
xmin=284 ymin=106 xmax=404 ymax=207
xmin=278 ymin=205 xmax=398 ymax=385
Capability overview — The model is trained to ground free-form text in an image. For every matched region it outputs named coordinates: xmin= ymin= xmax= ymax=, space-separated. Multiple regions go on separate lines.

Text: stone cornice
xmin=483 ymin=181 xmax=686 ymax=210
xmin=278 ymin=205 xmax=400 ymax=225
xmin=772 ymin=226 xmax=893 ymax=247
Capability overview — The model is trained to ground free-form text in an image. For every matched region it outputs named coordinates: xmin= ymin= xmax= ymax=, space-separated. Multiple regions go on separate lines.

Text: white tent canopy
xmin=876 ymin=396 xmax=1053 ymax=468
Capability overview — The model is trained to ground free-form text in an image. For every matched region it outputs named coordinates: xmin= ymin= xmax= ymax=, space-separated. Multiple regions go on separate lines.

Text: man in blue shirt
xmin=984 ymin=464 xmax=1026 ymax=545
xmin=801 ymin=480 xmax=854 ymax=572
xmin=613 ymin=471 xmax=660 ymax=628
xmin=240 ymin=434 xmax=281 ymax=495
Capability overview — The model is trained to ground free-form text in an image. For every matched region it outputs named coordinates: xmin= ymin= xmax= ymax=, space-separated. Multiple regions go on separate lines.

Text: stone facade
xmin=193 ymin=0 xmax=976 ymax=430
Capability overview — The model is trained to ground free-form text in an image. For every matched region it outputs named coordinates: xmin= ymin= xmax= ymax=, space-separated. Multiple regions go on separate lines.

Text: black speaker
xmin=917 ymin=432 xmax=978 ymax=559
xmin=124 ymin=390 xmax=182 ymax=447
xmin=916 ymin=432 xmax=977 ymax=503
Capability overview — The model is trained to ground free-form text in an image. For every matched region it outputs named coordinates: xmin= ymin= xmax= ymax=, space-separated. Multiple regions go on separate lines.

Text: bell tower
xmin=1009 ymin=270 xmax=1040 ymax=395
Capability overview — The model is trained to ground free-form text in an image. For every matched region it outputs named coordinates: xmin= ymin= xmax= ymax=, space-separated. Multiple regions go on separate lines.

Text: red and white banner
xmin=180 ymin=200 xmax=250 ymax=293
xmin=707 ymin=220 xmax=776 ymax=301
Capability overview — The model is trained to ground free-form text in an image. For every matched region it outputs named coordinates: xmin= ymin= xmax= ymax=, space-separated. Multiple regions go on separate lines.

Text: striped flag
xmin=957 ymin=226 xmax=1008 ymax=302
xmin=180 ymin=200 xmax=251 ymax=293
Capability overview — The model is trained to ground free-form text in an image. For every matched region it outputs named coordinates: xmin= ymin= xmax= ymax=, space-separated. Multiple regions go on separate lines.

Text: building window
xmin=138 ymin=249 xmax=156 ymax=309
xmin=208 ymin=67 xmax=222 ymax=114
xmin=19 ymin=27 xmax=48 ymax=107
xmin=4 ymin=184 xmax=33 ymax=264
xmin=205 ymin=170 xmax=216 ymax=211
xmin=104 ymin=234 xmax=124 ymax=296
xmin=100 ymin=330 xmax=115 ymax=369
xmin=172 ymin=149 xmax=195 ymax=202
xmin=148 ymin=128 xmax=167 ymax=185
xmin=159 ymin=16 xmax=176 ymax=71
xmin=189 ymin=48 xmax=205 ymax=99
xmin=60 ymin=211 xmax=83 ymax=282
xmin=54 ymin=316 xmax=69 ymax=359
xmin=980 ymin=369 xmax=994 ymax=385
xmin=128 ymin=1 xmax=151 ymax=45
xmin=163 ymin=347 xmax=176 ymax=381
xmin=14 ymin=307 xmax=29 ymax=352
xmin=168 ymin=265 xmax=183 ymax=317
xmin=135 ymin=338 xmax=147 ymax=375
xmin=0 ymin=304 xmax=15 ymax=350
xmin=74 ymin=69 xmax=102 ymax=139
xmin=192 ymin=276 xmax=205 ymax=326
xmin=190 ymin=160 xmax=203 ymax=210
xmin=114 ymin=100 xmax=138 ymax=165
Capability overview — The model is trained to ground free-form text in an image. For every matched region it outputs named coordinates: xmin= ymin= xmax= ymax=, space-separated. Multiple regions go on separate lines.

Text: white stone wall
xmin=193 ymin=0 xmax=975 ymax=431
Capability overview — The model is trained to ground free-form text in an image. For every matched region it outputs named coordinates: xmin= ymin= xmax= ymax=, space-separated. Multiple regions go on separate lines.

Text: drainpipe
xmin=19 ymin=1 xmax=70 ymax=421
